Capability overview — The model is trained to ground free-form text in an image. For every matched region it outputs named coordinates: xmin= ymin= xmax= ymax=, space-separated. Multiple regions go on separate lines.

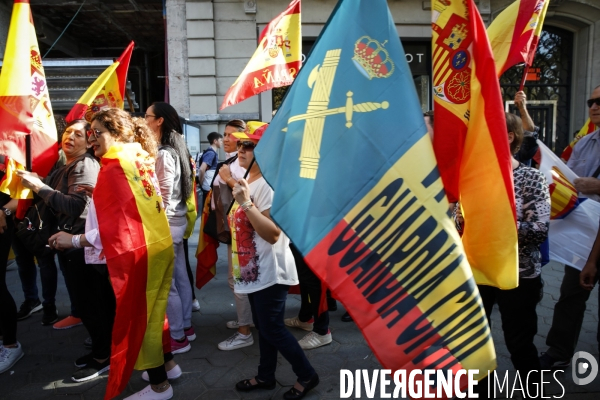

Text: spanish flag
xmin=432 ymin=0 xmax=519 ymax=289
xmin=94 ymin=143 xmax=174 ymax=399
xmin=537 ymin=140 xmax=600 ymax=271
xmin=195 ymin=190 xmax=218 ymax=289
xmin=221 ymin=0 xmax=301 ymax=109
xmin=487 ymin=0 xmax=549 ymax=77
xmin=256 ymin=0 xmax=496 ymax=387
xmin=0 ymin=0 xmax=57 ymax=198
xmin=561 ymin=118 xmax=597 ymax=161
xmin=65 ymin=41 xmax=134 ymax=122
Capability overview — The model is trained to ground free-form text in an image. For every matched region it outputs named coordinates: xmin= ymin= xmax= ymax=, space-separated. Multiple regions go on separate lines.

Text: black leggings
xmin=145 ymin=352 xmax=173 ymax=384
xmin=0 ymin=217 xmax=17 ymax=345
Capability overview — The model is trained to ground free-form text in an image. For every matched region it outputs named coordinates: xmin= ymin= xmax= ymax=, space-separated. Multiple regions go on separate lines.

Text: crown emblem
xmin=443 ymin=23 xmax=468 ymax=49
xmin=433 ymin=0 xmax=452 ymax=13
xmin=352 ymin=36 xmax=394 ymax=80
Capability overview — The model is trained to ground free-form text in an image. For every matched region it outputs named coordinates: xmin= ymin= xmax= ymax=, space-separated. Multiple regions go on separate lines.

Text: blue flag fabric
xmin=255 ymin=0 xmax=495 ymax=382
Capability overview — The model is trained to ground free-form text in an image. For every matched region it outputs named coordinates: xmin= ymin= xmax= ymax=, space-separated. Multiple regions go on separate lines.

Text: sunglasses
xmin=86 ymin=129 xmax=103 ymax=140
xmin=587 ymin=97 xmax=600 ymax=108
xmin=236 ymin=141 xmax=256 ymax=150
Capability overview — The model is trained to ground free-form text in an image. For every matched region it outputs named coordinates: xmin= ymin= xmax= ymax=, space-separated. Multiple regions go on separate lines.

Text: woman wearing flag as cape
xmin=49 ymin=108 xmax=176 ymax=400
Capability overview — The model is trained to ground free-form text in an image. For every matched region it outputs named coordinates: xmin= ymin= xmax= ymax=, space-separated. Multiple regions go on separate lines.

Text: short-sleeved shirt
xmin=200 ymin=148 xmax=218 ymax=191
xmin=567 ymin=129 xmax=600 ymax=178
xmin=230 ymin=177 xmax=298 ymax=294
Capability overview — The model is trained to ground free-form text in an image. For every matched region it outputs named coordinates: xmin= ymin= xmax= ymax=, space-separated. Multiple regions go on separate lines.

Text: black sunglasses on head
xmin=587 ymin=97 xmax=600 ymax=108
xmin=237 ymin=141 xmax=256 ymax=150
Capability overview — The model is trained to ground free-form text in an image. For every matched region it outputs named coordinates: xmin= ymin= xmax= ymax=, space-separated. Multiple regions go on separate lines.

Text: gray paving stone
xmin=193 ymin=388 xmax=240 ymax=400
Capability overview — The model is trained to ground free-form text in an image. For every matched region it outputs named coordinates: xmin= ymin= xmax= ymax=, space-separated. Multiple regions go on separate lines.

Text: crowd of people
xmin=0 ymin=86 xmax=599 ymax=399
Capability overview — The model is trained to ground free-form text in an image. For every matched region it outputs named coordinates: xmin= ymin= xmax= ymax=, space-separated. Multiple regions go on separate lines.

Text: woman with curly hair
xmin=145 ymin=102 xmax=196 ymax=355
xmin=49 ymin=108 xmax=176 ymax=400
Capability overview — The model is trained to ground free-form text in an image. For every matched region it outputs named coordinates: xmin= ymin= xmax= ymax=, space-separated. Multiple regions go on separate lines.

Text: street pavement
xmin=1 ymin=224 xmax=599 ymax=400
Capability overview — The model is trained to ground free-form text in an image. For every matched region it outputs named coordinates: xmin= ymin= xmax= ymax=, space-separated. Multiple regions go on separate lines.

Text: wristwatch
xmin=1 ymin=207 xmax=11 ymax=216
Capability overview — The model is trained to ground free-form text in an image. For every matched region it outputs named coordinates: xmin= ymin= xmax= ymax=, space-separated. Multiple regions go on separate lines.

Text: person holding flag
xmin=540 ymin=85 xmax=600 ymax=369
xmin=0 ymin=195 xmax=22 ymax=374
xmin=455 ymin=112 xmax=550 ymax=397
xmin=1 ymin=0 xmax=59 ymax=375
xmin=229 ymin=124 xmax=319 ymax=399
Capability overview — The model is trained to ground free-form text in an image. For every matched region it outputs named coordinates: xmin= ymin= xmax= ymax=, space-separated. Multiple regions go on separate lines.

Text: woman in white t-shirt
xmin=229 ymin=123 xmax=319 ymax=400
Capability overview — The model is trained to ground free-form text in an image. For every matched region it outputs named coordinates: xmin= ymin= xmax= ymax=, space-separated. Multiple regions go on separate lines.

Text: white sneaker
xmin=298 ymin=331 xmax=332 ymax=350
xmin=141 ymin=364 xmax=182 ymax=382
xmin=284 ymin=316 xmax=314 ymax=331
xmin=0 ymin=342 xmax=25 ymax=374
xmin=226 ymin=320 xmax=255 ymax=329
xmin=217 ymin=332 xmax=254 ymax=351
xmin=124 ymin=384 xmax=173 ymax=400
xmin=192 ymin=299 xmax=200 ymax=312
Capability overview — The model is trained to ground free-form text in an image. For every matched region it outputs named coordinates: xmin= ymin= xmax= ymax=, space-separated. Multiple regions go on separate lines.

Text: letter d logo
xmin=572 ymin=351 xmax=598 ymax=385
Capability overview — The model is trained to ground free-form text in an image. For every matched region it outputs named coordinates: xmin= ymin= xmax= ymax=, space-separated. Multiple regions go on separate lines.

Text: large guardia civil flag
xmin=255 ymin=0 xmax=496 ymax=386
xmin=94 ymin=143 xmax=174 ymax=400
xmin=0 ymin=0 xmax=57 ymax=198
xmin=220 ymin=0 xmax=301 ymax=109
xmin=66 ymin=41 xmax=134 ymax=122
xmin=487 ymin=0 xmax=549 ymax=77
xmin=537 ymin=141 xmax=600 ymax=270
xmin=432 ymin=0 xmax=518 ymax=289
xmin=561 ymin=118 xmax=597 ymax=161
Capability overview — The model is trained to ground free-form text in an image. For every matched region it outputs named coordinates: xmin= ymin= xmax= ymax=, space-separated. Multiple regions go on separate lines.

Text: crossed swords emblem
xmin=284 ymin=49 xmax=389 ymax=179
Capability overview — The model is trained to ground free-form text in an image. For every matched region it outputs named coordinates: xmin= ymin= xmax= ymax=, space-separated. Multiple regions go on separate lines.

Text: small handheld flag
xmin=65 ymin=41 xmax=135 ymax=122
xmin=221 ymin=0 xmax=301 ymax=109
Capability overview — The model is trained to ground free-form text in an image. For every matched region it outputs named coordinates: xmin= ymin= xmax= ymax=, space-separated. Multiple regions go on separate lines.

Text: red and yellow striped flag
xmin=561 ymin=118 xmax=597 ymax=161
xmin=195 ymin=190 xmax=218 ymax=289
xmin=65 ymin=41 xmax=134 ymax=122
xmin=432 ymin=0 xmax=519 ymax=289
xmin=487 ymin=0 xmax=549 ymax=77
xmin=0 ymin=0 xmax=58 ymax=198
xmin=94 ymin=143 xmax=174 ymax=399
xmin=221 ymin=0 xmax=301 ymax=109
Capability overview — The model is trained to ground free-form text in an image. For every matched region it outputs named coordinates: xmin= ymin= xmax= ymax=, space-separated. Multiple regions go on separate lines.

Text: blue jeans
xmin=12 ymin=235 xmax=58 ymax=306
xmin=248 ymin=284 xmax=316 ymax=383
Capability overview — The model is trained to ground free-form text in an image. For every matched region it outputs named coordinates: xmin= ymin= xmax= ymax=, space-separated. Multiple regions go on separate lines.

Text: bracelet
xmin=239 ymin=200 xmax=252 ymax=209
xmin=242 ymin=202 xmax=254 ymax=212
xmin=71 ymin=234 xmax=82 ymax=249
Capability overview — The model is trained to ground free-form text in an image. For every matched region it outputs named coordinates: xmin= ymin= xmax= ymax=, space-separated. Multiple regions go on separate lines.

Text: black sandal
xmin=235 ymin=376 xmax=276 ymax=392
xmin=283 ymin=374 xmax=320 ymax=399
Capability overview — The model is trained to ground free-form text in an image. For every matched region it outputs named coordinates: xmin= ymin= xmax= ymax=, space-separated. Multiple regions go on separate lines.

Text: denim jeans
xmin=12 ymin=235 xmax=58 ymax=306
xmin=248 ymin=284 xmax=316 ymax=383
xmin=166 ymin=223 xmax=192 ymax=340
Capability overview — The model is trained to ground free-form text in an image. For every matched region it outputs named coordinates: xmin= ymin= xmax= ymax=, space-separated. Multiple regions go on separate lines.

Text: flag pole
xmin=226 ymin=157 xmax=255 ymax=214
xmin=26 ymin=135 xmax=32 ymax=171
xmin=519 ymin=64 xmax=530 ymax=91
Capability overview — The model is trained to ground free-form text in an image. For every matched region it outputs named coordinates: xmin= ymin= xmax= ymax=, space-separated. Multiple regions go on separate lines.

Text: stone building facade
xmin=167 ymin=0 xmax=600 ymax=155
